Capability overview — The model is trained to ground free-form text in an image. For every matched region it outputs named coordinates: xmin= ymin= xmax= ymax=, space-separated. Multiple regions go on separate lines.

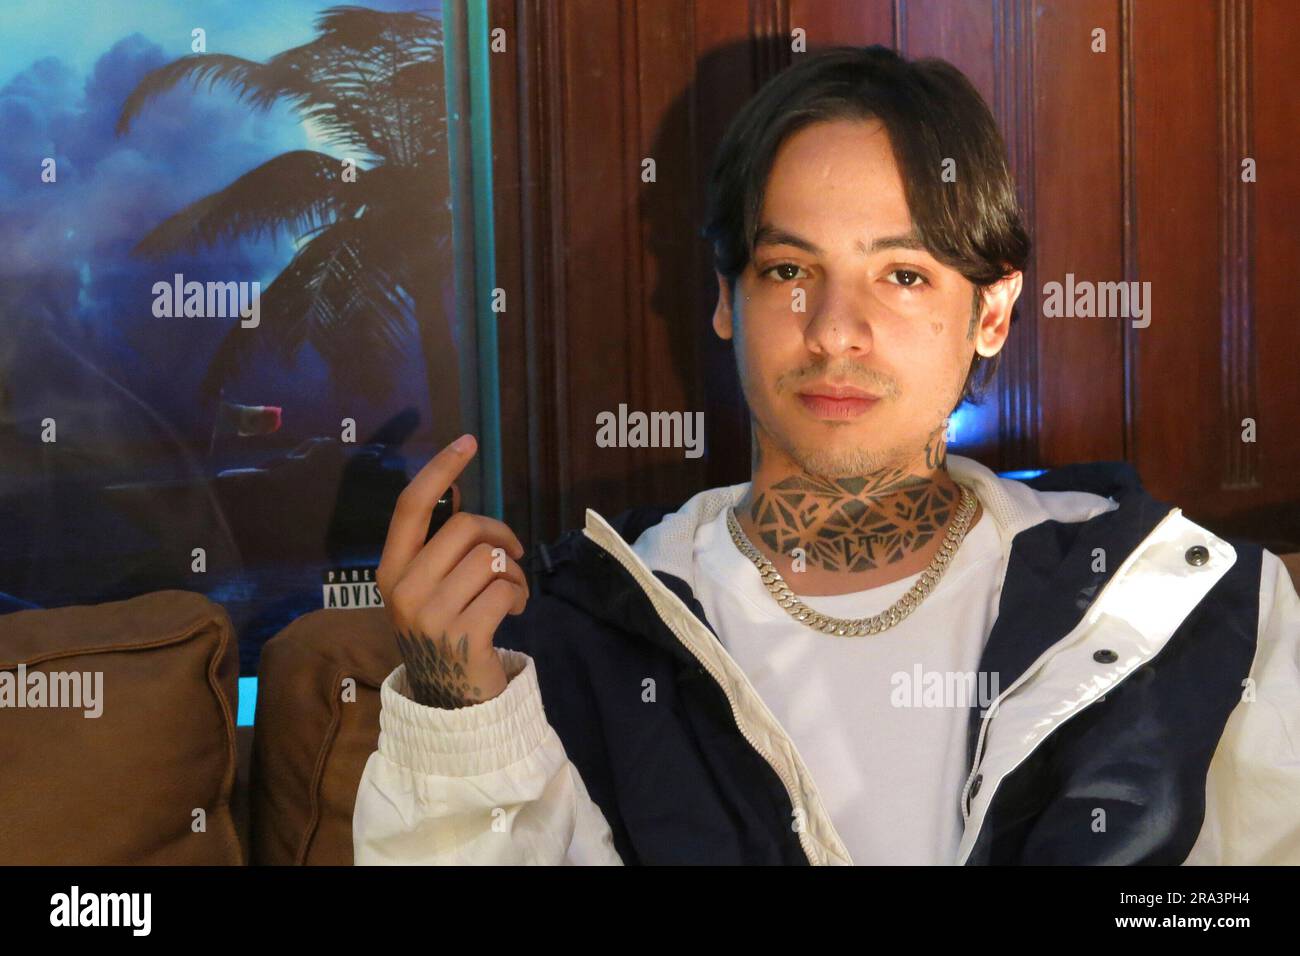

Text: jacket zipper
xmin=958 ymin=506 xmax=1190 ymax=826
xmin=590 ymin=531 xmax=826 ymax=866
xmin=959 ymin=632 xmax=1080 ymax=822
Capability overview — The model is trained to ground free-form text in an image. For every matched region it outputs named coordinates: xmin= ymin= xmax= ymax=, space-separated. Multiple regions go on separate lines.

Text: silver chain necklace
xmin=726 ymin=484 xmax=978 ymax=636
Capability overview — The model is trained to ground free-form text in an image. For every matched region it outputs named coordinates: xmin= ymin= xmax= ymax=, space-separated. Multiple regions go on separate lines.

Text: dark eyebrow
xmin=753 ymin=223 xmax=927 ymax=256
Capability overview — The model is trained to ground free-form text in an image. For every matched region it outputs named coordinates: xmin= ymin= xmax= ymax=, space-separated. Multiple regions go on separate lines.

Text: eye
xmin=760 ymin=262 xmax=808 ymax=282
xmin=886 ymin=269 xmax=928 ymax=288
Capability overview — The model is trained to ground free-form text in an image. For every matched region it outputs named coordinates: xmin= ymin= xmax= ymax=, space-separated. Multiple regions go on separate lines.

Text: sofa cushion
xmin=252 ymin=606 xmax=398 ymax=865
xmin=0 ymin=590 xmax=242 ymax=864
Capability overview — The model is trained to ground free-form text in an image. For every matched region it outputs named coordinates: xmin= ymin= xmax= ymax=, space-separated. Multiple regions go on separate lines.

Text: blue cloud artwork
xmin=0 ymin=2 xmax=467 ymax=670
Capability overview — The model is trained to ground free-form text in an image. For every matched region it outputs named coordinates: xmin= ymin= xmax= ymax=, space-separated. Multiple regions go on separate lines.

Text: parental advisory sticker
xmin=323 ymin=567 xmax=385 ymax=609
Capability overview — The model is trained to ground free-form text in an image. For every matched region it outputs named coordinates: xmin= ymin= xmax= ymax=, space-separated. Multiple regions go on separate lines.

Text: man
xmin=354 ymin=46 xmax=1300 ymax=865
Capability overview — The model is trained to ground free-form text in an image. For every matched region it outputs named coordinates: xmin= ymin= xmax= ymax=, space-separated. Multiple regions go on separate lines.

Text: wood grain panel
xmin=789 ymin=0 xmax=894 ymax=48
xmin=1217 ymin=0 xmax=1258 ymax=490
xmin=690 ymin=5 xmax=764 ymax=492
xmin=1131 ymin=0 xmax=1221 ymax=513
xmin=1247 ymin=0 xmax=1300 ymax=533
xmin=1033 ymin=0 xmax=1125 ymax=467
xmin=902 ymin=0 xmax=996 ymax=100
xmin=991 ymin=0 xmax=1040 ymax=472
xmin=635 ymin=0 xmax=709 ymax=509
xmin=489 ymin=0 xmax=533 ymax=540
xmin=555 ymin=0 xmax=638 ymax=524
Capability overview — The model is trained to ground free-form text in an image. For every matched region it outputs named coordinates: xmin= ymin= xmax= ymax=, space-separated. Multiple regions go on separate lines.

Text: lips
xmin=799 ymin=384 xmax=875 ymax=400
xmin=796 ymin=383 xmax=880 ymax=420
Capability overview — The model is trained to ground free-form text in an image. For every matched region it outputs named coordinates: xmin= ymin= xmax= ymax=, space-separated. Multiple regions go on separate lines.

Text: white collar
xmin=626 ymin=455 xmax=1116 ymax=589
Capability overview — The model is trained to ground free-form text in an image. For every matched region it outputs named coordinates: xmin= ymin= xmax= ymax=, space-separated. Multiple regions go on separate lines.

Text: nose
xmin=802 ymin=275 xmax=874 ymax=359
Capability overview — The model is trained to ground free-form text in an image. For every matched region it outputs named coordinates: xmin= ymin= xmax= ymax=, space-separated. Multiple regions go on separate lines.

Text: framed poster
xmin=0 ymin=1 xmax=486 ymax=672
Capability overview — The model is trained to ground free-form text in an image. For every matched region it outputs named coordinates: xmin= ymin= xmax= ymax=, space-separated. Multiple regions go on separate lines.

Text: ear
xmin=712 ymin=270 xmax=735 ymax=341
xmin=972 ymin=271 xmax=1023 ymax=358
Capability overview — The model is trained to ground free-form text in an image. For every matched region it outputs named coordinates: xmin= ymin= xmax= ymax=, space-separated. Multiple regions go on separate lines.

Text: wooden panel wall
xmin=489 ymin=0 xmax=1300 ymax=551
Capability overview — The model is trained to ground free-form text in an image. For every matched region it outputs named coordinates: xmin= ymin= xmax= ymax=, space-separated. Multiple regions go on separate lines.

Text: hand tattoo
xmin=394 ymin=628 xmax=484 ymax=708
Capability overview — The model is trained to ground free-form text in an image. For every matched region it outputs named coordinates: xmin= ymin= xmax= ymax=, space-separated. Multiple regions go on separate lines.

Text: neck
xmin=735 ymin=426 xmax=970 ymax=592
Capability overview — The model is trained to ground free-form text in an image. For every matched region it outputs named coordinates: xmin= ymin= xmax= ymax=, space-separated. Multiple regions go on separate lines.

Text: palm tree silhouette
xmin=115 ymin=4 xmax=459 ymax=428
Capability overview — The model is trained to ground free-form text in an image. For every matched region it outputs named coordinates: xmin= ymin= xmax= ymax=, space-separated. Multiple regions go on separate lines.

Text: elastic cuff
xmin=378 ymin=648 xmax=550 ymax=777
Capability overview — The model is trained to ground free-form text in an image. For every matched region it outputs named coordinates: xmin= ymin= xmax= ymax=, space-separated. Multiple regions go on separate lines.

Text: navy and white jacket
xmin=353 ymin=455 xmax=1300 ymax=865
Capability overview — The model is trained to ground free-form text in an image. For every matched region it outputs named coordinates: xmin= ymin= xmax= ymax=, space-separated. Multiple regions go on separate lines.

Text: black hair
xmin=701 ymin=45 xmax=1030 ymax=404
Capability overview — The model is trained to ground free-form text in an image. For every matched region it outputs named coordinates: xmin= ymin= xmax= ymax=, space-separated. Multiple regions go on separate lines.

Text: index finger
xmin=382 ymin=433 xmax=477 ymax=574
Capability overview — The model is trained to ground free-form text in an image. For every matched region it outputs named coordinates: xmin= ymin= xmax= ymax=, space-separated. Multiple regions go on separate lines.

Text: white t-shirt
xmin=689 ymin=501 xmax=1005 ymax=864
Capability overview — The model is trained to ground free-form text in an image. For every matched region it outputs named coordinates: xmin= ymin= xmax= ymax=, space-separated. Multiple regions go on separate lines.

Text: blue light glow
xmin=237 ymin=677 xmax=258 ymax=727
xmin=946 ymin=404 xmax=977 ymax=446
xmin=999 ymin=469 xmax=1048 ymax=481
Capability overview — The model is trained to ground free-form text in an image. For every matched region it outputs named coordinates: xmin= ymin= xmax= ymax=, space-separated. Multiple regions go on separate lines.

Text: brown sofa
xmin=0 ymin=590 xmax=396 ymax=865
xmin=4 ymin=552 xmax=1300 ymax=864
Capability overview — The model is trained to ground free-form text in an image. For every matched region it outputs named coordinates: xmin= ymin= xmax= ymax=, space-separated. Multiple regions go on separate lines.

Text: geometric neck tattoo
xmin=746 ymin=427 xmax=957 ymax=573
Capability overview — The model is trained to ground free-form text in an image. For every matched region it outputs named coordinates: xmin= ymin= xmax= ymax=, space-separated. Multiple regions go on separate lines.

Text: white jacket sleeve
xmin=1184 ymin=551 xmax=1300 ymax=864
xmin=353 ymin=647 xmax=624 ymax=865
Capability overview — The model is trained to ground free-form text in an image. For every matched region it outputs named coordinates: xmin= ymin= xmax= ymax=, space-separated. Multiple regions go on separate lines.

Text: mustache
xmin=777 ymin=365 xmax=901 ymax=399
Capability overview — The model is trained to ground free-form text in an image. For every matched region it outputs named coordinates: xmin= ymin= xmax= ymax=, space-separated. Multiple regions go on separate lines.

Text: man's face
xmin=713 ymin=117 xmax=1015 ymax=479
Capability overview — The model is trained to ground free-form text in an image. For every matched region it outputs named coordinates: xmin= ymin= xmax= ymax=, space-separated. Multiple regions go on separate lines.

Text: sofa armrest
xmin=251 ymin=606 xmax=399 ymax=865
